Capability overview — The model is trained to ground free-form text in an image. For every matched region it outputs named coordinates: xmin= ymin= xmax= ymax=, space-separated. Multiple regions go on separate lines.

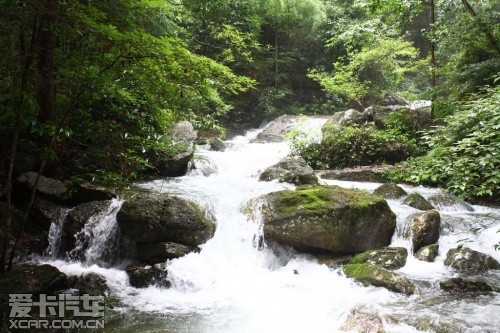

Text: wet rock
xmin=16 ymin=172 xmax=69 ymax=203
xmin=343 ymin=263 xmax=416 ymax=295
xmin=340 ymin=309 xmax=384 ymax=333
xmin=444 ymin=247 xmax=500 ymax=272
xmin=411 ymin=209 xmax=440 ymax=253
xmin=373 ymin=183 xmax=407 ymax=199
xmin=320 ymin=166 xmax=390 ymax=183
xmin=0 ymin=264 xmax=67 ymax=296
xmin=63 ymin=200 xmax=111 ymax=252
xmin=117 ymin=194 xmax=216 ymax=246
xmin=31 ymin=198 xmax=65 ymax=230
xmin=72 ymin=273 xmax=110 ymax=296
xmin=126 ymin=263 xmax=170 ymax=288
xmin=439 ymin=278 xmax=494 ymax=293
xmin=259 ymin=185 xmax=396 ymax=254
xmin=427 ymin=192 xmax=474 ymax=212
xmin=69 ymin=183 xmax=116 ymax=206
xmin=209 ymin=138 xmax=227 ymax=152
xmin=414 ymin=244 xmax=439 ymax=262
xmin=404 ymin=192 xmax=434 ymax=211
xmin=259 ymin=156 xmax=318 ymax=185
xmin=252 ymin=115 xmax=302 ymax=143
xmin=136 ymin=242 xmax=199 ymax=264
xmin=349 ymin=247 xmax=408 ymax=270
xmin=188 ymin=157 xmax=217 ymax=177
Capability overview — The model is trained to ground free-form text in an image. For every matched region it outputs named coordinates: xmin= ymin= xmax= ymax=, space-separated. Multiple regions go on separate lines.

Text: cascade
xmin=41 ymin=125 xmax=500 ymax=333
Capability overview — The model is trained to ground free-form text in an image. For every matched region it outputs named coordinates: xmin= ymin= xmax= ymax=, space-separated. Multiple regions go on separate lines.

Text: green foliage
xmin=309 ymin=38 xmax=421 ymax=107
xmin=390 ymin=83 xmax=500 ymax=202
xmin=289 ymin=122 xmax=419 ymax=170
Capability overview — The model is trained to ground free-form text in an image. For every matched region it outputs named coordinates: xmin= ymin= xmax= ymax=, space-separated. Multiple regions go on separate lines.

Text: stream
xmin=40 ymin=123 xmax=500 ymax=333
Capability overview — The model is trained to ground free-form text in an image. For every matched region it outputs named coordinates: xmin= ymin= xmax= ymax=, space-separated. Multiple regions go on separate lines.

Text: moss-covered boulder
xmin=444 ymin=247 xmax=500 ymax=272
xmin=373 ymin=183 xmax=407 ymax=199
xmin=259 ymin=156 xmax=318 ymax=185
xmin=414 ymin=244 xmax=439 ymax=262
xmin=343 ymin=263 xmax=416 ymax=295
xmin=350 ymin=247 xmax=408 ymax=270
xmin=117 ymin=194 xmax=216 ymax=246
xmin=403 ymin=193 xmax=434 ymax=211
xmin=411 ymin=209 xmax=440 ymax=254
xmin=259 ymin=185 xmax=396 ymax=254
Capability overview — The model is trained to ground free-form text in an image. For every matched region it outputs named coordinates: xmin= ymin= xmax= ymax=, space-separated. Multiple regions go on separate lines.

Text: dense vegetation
xmin=0 ymin=0 xmax=499 ymax=271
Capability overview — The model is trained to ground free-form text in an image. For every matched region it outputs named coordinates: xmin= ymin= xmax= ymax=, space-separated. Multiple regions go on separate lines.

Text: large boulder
xmin=30 ymin=198 xmax=67 ymax=230
xmin=338 ymin=109 xmax=367 ymax=126
xmin=373 ymin=183 xmax=407 ymax=199
xmin=136 ymin=242 xmax=199 ymax=264
xmin=349 ymin=247 xmax=408 ymax=270
xmin=126 ymin=263 xmax=170 ymax=288
xmin=403 ymin=193 xmax=434 ymax=211
xmin=170 ymin=121 xmax=197 ymax=143
xmin=258 ymin=185 xmax=396 ymax=254
xmin=0 ymin=264 xmax=67 ymax=296
xmin=411 ymin=209 xmax=440 ymax=253
xmin=259 ymin=156 xmax=318 ymax=185
xmin=252 ymin=115 xmax=302 ymax=143
xmin=117 ymin=194 xmax=216 ymax=246
xmin=343 ymin=263 xmax=416 ymax=295
xmin=444 ymin=247 xmax=500 ymax=272
xmin=427 ymin=192 xmax=474 ymax=212
xmin=68 ymin=183 xmax=116 ymax=206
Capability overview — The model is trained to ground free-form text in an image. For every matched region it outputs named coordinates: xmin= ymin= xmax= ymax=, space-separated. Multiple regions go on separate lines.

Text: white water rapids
xmin=41 ymin=123 xmax=500 ymax=332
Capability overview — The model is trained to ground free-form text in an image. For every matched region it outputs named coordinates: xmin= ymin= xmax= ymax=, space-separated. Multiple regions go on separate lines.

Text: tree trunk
xmin=461 ymin=0 xmax=500 ymax=55
xmin=36 ymin=0 xmax=58 ymax=125
xmin=429 ymin=0 xmax=436 ymax=120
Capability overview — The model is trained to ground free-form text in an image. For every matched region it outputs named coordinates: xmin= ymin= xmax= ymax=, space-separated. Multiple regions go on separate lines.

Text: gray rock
xmin=170 ymin=121 xmax=197 ymax=143
xmin=350 ymin=247 xmax=408 ymax=270
xmin=339 ymin=109 xmax=367 ymax=126
xmin=17 ymin=172 xmax=68 ymax=202
xmin=259 ymin=156 xmax=318 ymax=185
xmin=252 ymin=115 xmax=301 ymax=143
xmin=440 ymin=278 xmax=494 ymax=293
xmin=69 ymin=183 xmax=116 ymax=206
xmin=380 ymin=94 xmax=408 ymax=106
xmin=373 ymin=183 xmax=407 ymax=199
xmin=444 ymin=247 xmax=500 ymax=272
xmin=258 ymin=185 xmax=396 ymax=254
xmin=340 ymin=309 xmax=383 ymax=333
xmin=320 ymin=166 xmax=390 ymax=183
xmin=31 ymin=198 xmax=65 ymax=230
xmin=72 ymin=273 xmax=110 ymax=297
xmin=404 ymin=192 xmax=434 ymax=211
xmin=136 ymin=242 xmax=199 ymax=264
xmin=189 ymin=157 xmax=217 ymax=177
xmin=414 ymin=244 xmax=439 ymax=262
xmin=343 ymin=263 xmax=416 ymax=295
xmin=117 ymin=194 xmax=216 ymax=246
xmin=127 ymin=263 xmax=170 ymax=288
xmin=210 ymin=138 xmax=228 ymax=152
xmin=155 ymin=148 xmax=194 ymax=177
xmin=427 ymin=192 xmax=474 ymax=212
xmin=411 ymin=209 xmax=440 ymax=253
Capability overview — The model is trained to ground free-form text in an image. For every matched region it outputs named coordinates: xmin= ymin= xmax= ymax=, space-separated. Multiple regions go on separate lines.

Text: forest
xmin=0 ymin=1 xmax=499 ymax=332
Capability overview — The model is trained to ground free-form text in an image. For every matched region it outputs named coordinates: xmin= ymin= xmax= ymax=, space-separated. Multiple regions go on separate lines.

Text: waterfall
xmin=41 ymin=125 xmax=500 ymax=333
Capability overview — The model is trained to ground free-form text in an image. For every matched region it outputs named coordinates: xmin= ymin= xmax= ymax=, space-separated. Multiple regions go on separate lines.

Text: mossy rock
xmin=260 ymin=185 xmax=396 ymax=254
xmin=404 ymin=192 xmax=434 ymax=211
xmin=259 ymin=156 xmax=318 ymax=185
xmin=411 ymin=209 xmax=440 ymax=254
xmin=117 ymin=194 xmax=216 ymax=246
xmin=444 ymin=247 xmax=500 ymax=272
xmin=343 ymin=263 xmax=416 ymax=295
xmin=373 ymin=183 xmax=407 ymax=199
xmin=414 ymin=244 xmax=439 ymax=262
xmin=440 ymin=278 xmax=494 ymax=293
xmin=0 ymin=264 xmax=67 ymax=296
xmin=350 ymin=247 xmax=407 ymax=270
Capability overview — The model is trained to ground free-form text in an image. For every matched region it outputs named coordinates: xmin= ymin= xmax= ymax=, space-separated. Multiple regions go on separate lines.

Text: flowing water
xmin=41 ymin=123 xmax=500 ymax=333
